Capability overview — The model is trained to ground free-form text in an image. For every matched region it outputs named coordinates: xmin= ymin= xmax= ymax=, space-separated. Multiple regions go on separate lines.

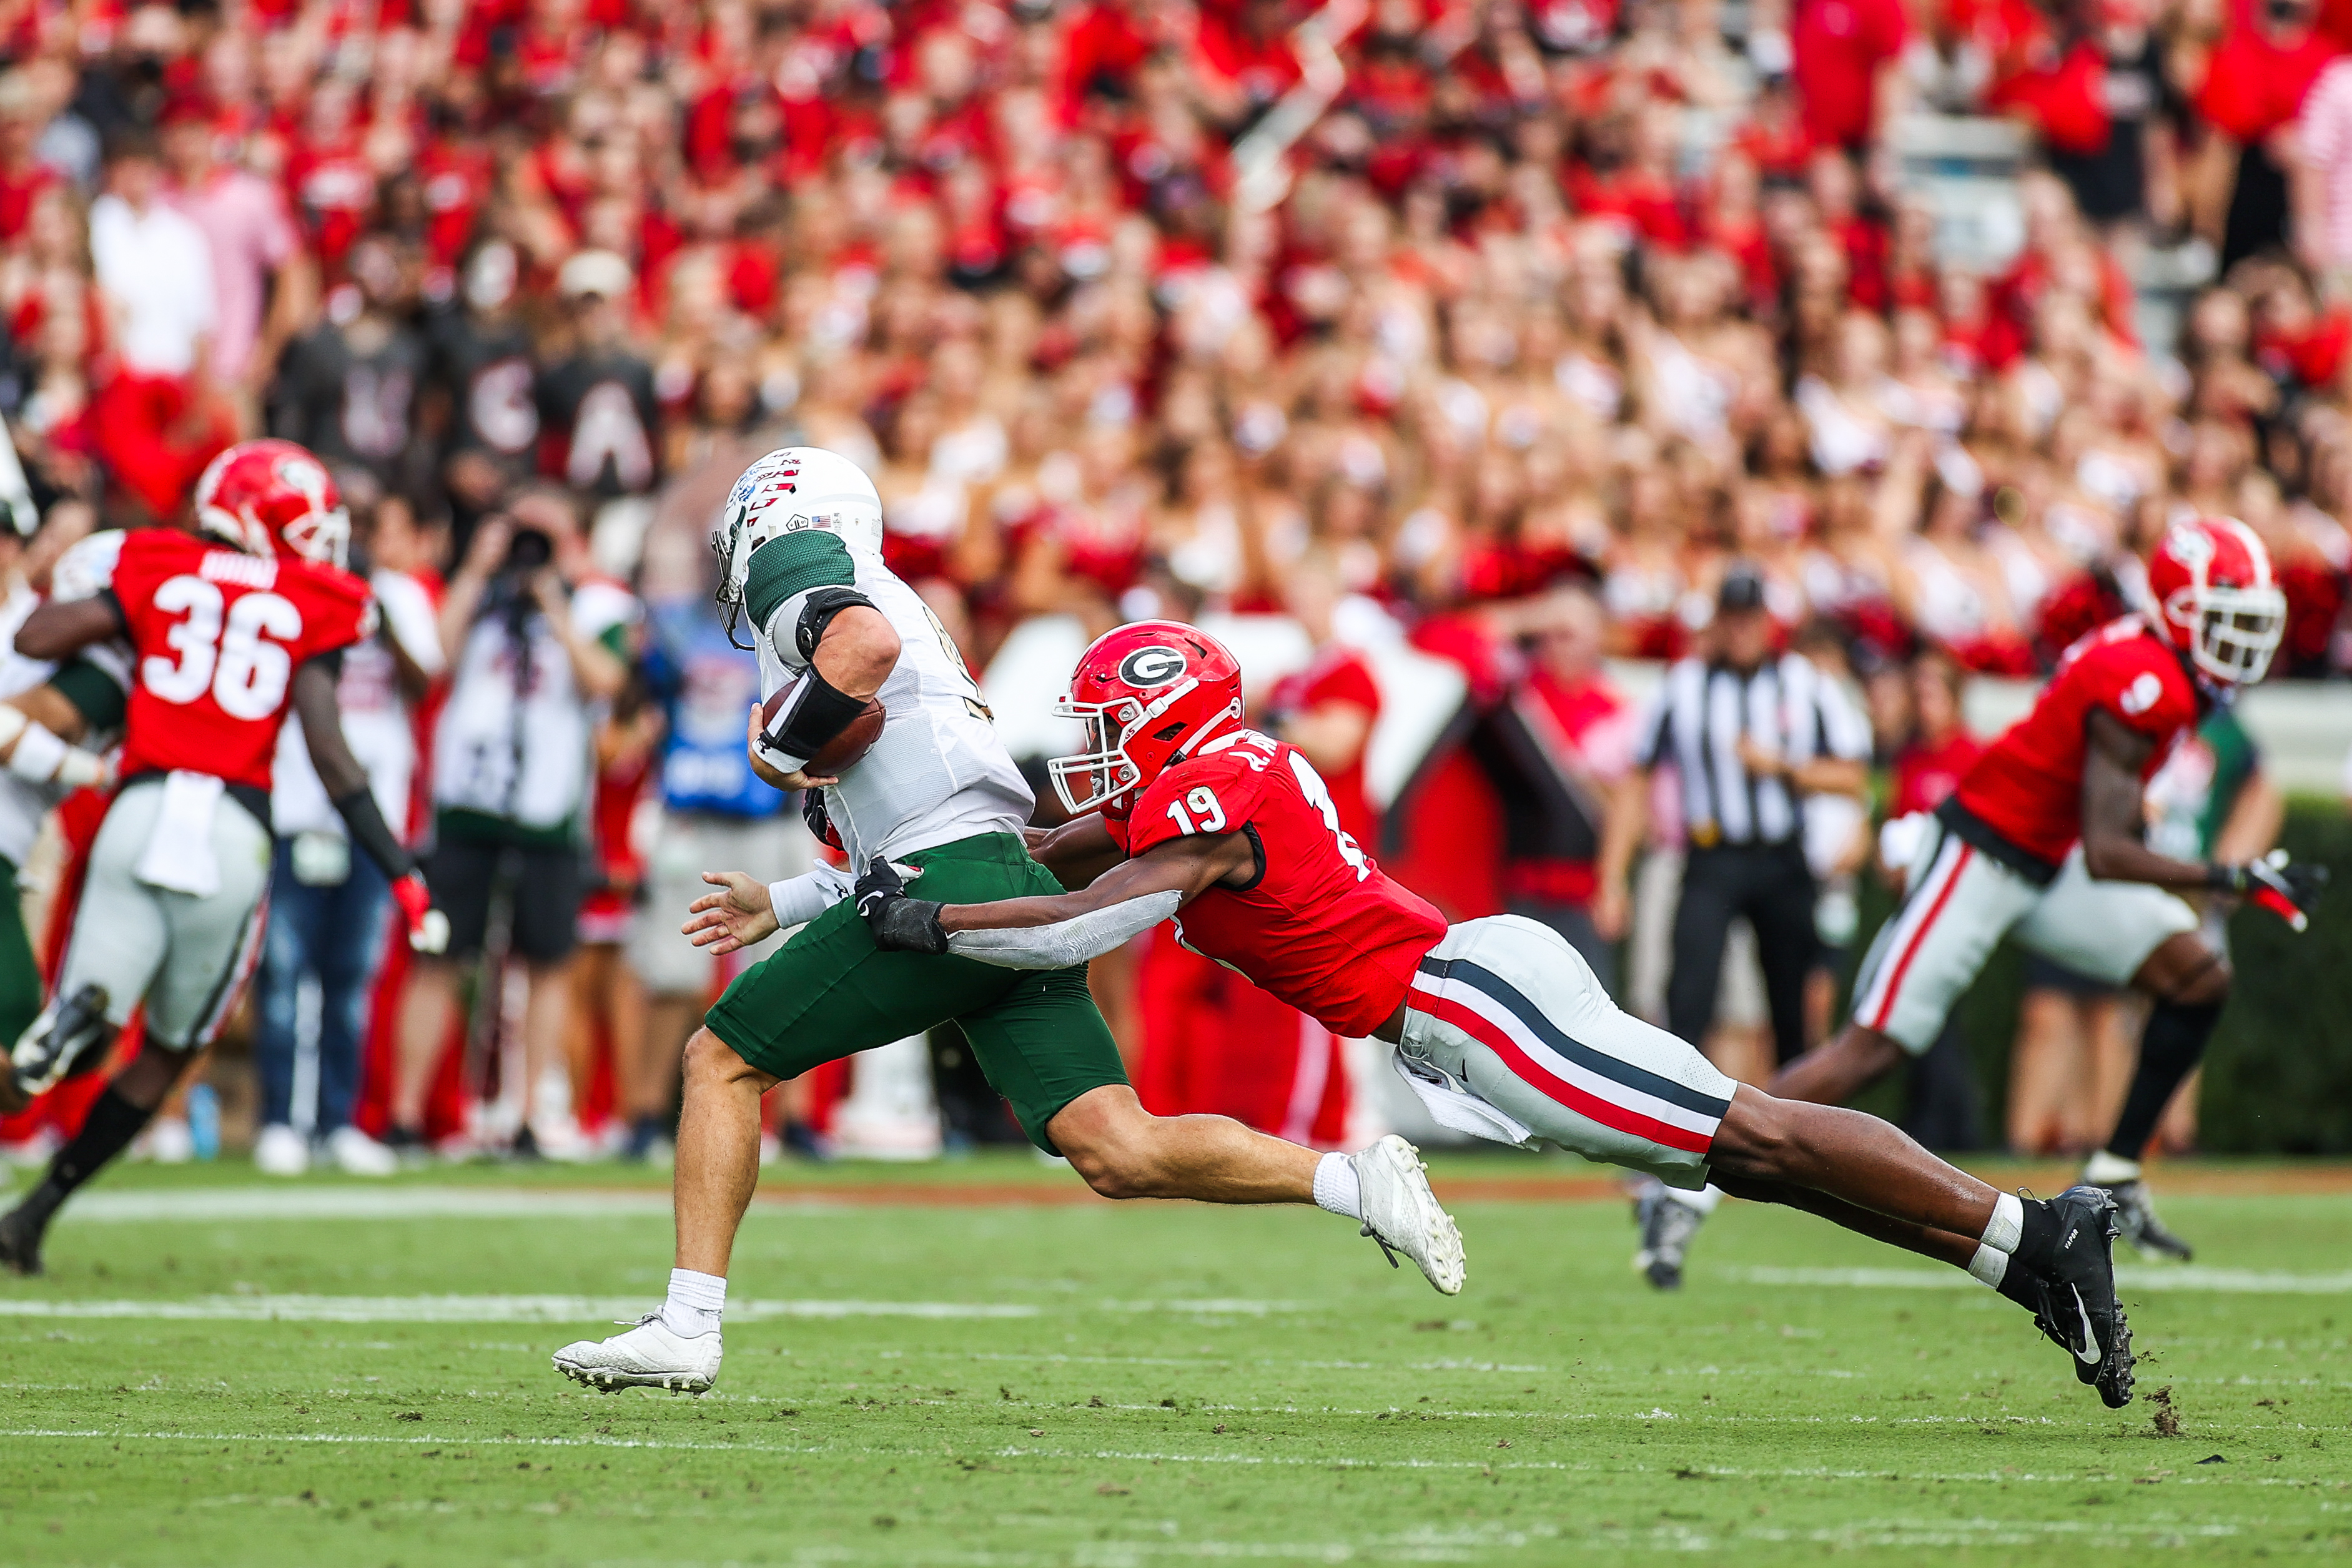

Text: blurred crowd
xmin=0 ymin=0 xmax=2343 ymax=1168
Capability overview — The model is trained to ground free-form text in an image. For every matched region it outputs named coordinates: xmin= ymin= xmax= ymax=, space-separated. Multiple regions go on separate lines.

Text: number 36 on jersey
xmin=97 ymin=529 xmax=376 ymax=792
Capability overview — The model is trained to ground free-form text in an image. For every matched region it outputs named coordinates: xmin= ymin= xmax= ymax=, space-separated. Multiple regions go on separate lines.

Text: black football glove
xmin=802 ymin=787 xmax=842 ymax=851
xmin=855 ymin=855 xmax=948 ymax=954
xmin=2210 ymin=851 xmax=2329 ymax=932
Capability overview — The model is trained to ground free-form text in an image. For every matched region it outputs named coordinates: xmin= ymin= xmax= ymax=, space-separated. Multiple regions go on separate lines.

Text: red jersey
xmin=105 ymin=530 xmax=376 ymax=792
xmin=1950 ymin=616 xmax=2200 ymax=867
xmin=1114 ymin=730 xmax=1448 ymax=1038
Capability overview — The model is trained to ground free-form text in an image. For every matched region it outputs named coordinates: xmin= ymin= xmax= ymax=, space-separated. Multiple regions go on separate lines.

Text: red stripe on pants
xmin=1410 ymin=989 xmax=1716 ymax=1155
xmin=1868 ymin=842 xmax=1974 ymax=1032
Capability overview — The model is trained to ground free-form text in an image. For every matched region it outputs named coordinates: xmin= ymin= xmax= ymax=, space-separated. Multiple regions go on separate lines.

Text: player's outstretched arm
xmin=2080 ymin=709 xmax=2228 ymax=892
xmin=861 ymin=832 xmax=1254 ymax=964
xmin=14 ymin=594 xmax=124 ymax=661
xmin=0 ymin=686 xmax=109 ymax=790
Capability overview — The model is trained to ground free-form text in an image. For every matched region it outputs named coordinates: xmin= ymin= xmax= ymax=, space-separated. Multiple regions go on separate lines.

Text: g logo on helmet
xmin=1118 ymin=646 xmax=1188 ymax=687
xmin=2167 ymin=524 xmax=2215 ymax=568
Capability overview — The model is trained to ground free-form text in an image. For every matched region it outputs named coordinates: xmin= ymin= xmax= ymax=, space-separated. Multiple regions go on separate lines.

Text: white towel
xmin=1390 ymin=1048 xmax=1539 ymax=1150
xmin=134 ymin=771 xmax=224 ymax=896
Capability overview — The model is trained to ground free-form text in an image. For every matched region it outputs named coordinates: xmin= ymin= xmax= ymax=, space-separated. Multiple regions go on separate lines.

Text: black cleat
xmin=2101 ymin=1178 xmax=2194 ymax=1262
xmin=9 ymin=984 xmax=116 ymax=1101
xmin=2028 ymin=1185 xmax=2135 ymax=1408
xmin=1633 ymin=1183 xmax=1705 ymax=1290
xmin=0 ymin=1201 xmax=46 ymax=1277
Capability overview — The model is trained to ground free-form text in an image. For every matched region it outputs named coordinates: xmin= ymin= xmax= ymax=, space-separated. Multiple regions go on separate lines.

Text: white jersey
xmin=760 ymin=549 xmax=1031 ymax=864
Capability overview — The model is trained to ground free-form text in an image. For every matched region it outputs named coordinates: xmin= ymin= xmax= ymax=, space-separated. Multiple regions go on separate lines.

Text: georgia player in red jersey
xmin=0 ymin=440 xmax=446 ymax=1277
xmin=856 ymin=621 xmax=2145 ymax=1408
xmin=1737 ymin=516 xmax=2320 ymax=1266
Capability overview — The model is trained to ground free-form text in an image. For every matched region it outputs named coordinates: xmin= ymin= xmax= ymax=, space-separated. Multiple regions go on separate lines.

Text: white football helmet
xmin=713 ymin=446 xmax=884 ymax=644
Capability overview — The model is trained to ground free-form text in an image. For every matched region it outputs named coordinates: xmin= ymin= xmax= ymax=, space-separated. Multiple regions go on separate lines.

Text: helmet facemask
xmin=2180 ymin=583 xmax=2286 ymax=685
xmin=1049 ymin=697 xmax=1151 ymax=817
xmin=280 ymin=504 xmax=351 ymax=570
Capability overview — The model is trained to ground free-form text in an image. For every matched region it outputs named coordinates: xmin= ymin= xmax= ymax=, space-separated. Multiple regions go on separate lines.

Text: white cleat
xmin=1351 ymin=1134 xmax=1466 ymax=1296
xmin=552 ymin=1314 xmax=723 ymax=1393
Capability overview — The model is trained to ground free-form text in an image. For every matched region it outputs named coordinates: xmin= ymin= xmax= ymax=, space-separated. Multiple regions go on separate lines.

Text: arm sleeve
xmin=767 ymin=862 xmax=856 ymax=929
xmin=945 ymin=890 xmax=1183 ymax=970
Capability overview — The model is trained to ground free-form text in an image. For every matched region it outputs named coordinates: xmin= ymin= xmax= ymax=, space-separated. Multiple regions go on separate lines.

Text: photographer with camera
xmin=387 ymin=488 xmax=635 ymax=1158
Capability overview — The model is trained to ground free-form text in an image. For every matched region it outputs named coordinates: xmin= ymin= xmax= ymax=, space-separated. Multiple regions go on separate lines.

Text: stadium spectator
xmin=253 ymin=486 xmax=445 ymax=1178
xmin=87 ymin=127 xmax=232 ymax=521
xmin=388 ymin=490 xmax=633 ymax=1157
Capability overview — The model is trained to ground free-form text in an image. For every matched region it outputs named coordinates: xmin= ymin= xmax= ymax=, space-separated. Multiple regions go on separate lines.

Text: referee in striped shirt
xmin=1598 ymin=566 xmax=1871 ymax=1068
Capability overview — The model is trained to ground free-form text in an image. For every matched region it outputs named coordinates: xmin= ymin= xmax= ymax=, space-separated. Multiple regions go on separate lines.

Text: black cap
xmin=1718 ymin=563 xmax=1769 ymax=614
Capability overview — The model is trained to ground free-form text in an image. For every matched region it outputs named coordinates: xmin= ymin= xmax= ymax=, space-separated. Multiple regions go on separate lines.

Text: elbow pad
xmin=945 ymin=890 xmax=1182 ymax=970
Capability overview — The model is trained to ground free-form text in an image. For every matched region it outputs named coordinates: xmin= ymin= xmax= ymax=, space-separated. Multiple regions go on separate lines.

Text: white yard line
xmin=0 ymin=1294 xmax=1041 ymax=1323
xmin=1724 ymin=1264 xmax=2352 ymax=1294
xmin=0 ymin=1294 xmax=1311 ymax=1324
xmin=44 ymin=1187 xmax=708 ymax=1222
xmin=0 ymin=1426 xmax=2329 ymax=1496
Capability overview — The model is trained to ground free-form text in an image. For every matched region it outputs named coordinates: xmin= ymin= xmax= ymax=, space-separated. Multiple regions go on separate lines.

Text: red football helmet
xmin=1050 ymin=620 xmax=1245 ymax=819
xmin=192 ymin=439 xmax=348 ymax=568
xmin=2143 ymin=515 xmax=2285 ymax=686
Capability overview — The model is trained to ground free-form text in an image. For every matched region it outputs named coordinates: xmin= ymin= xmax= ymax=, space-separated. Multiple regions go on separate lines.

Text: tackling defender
xmin=1635 ymin=516 xmax=2320 ymax=1285
xmin=553 ymin=448 xmax=1461 ymax=1396
xmin=855 ymin=620 xmax=2144 ymax=1408
xmin=0 ymin=440 xmax=446 ymax=1275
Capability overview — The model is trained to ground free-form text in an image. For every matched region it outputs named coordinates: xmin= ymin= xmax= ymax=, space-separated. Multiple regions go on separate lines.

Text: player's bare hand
xmin=683 ymin=870 xmax=781 ymax=955
xmin=744 ymin=702 xmax=837 ymax=792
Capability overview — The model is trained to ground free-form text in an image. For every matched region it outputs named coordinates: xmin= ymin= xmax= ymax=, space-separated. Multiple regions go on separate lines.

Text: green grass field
xmin=2 ymin=1152 xmax=2348 ymax=1566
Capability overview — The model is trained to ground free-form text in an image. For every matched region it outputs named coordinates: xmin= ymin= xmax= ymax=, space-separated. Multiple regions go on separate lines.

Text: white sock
xmin=658 ymin=1267 xmax=726 ymax=1337
xmin=1979 ymin=1192 xmax=2023 ymax=1256
xmin=1664 ymin=1183 xmax=1722 ymax=1216
xmin=1967 ymin=1243 xmax=2009 ymax=1288
xmin=1313 ymin=1151 xmax=1363 ymax=1221
xmin=2082 ymin=1150 xmax=2141 ymax=1186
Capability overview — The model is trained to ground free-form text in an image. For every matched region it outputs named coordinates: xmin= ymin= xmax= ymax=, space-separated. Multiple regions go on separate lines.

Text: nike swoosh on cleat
xmin=2069 ymin=1286 xmax=2102 ymax=1364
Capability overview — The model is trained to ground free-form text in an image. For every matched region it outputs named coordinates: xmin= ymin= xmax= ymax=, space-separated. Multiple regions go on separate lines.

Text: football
xmin=761 ymin=675 xmax=886 ymax=775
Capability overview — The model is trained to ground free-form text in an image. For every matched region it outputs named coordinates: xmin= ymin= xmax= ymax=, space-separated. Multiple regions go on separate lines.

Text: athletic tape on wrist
xmin=6 ymin=721 xmax=67 ymax=784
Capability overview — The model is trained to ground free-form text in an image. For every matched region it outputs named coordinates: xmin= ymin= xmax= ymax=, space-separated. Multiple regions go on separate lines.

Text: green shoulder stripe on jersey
xmin=745 ymin=530 xmax=856 ymax=634
xmin=51 ymin=657 xmax=127 ymax=733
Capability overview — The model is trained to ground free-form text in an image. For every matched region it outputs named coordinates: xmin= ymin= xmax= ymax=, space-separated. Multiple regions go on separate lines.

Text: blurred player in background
xmin=0 ymin=440 xmax=445 ymax=1275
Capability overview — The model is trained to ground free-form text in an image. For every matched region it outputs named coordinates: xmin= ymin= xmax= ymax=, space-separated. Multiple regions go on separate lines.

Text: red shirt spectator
xmin=1791 ymin=0 xmax=1909 ymax=149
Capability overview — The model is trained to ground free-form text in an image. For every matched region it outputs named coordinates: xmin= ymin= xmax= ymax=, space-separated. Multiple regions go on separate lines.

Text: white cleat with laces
xmin=1351 ymin=1134 xmax=1466 ymax=1296
xmin=552 ymin=1314 xmax=723 ymax=1393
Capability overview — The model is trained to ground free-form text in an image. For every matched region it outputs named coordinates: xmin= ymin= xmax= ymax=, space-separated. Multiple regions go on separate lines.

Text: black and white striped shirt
xmin=1634 ymin=653 xmax=1871 ymax=848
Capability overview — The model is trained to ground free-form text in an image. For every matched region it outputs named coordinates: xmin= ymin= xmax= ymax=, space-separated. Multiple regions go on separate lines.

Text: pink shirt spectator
xmin=171 ymin=168 xmax=300 ymax=386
